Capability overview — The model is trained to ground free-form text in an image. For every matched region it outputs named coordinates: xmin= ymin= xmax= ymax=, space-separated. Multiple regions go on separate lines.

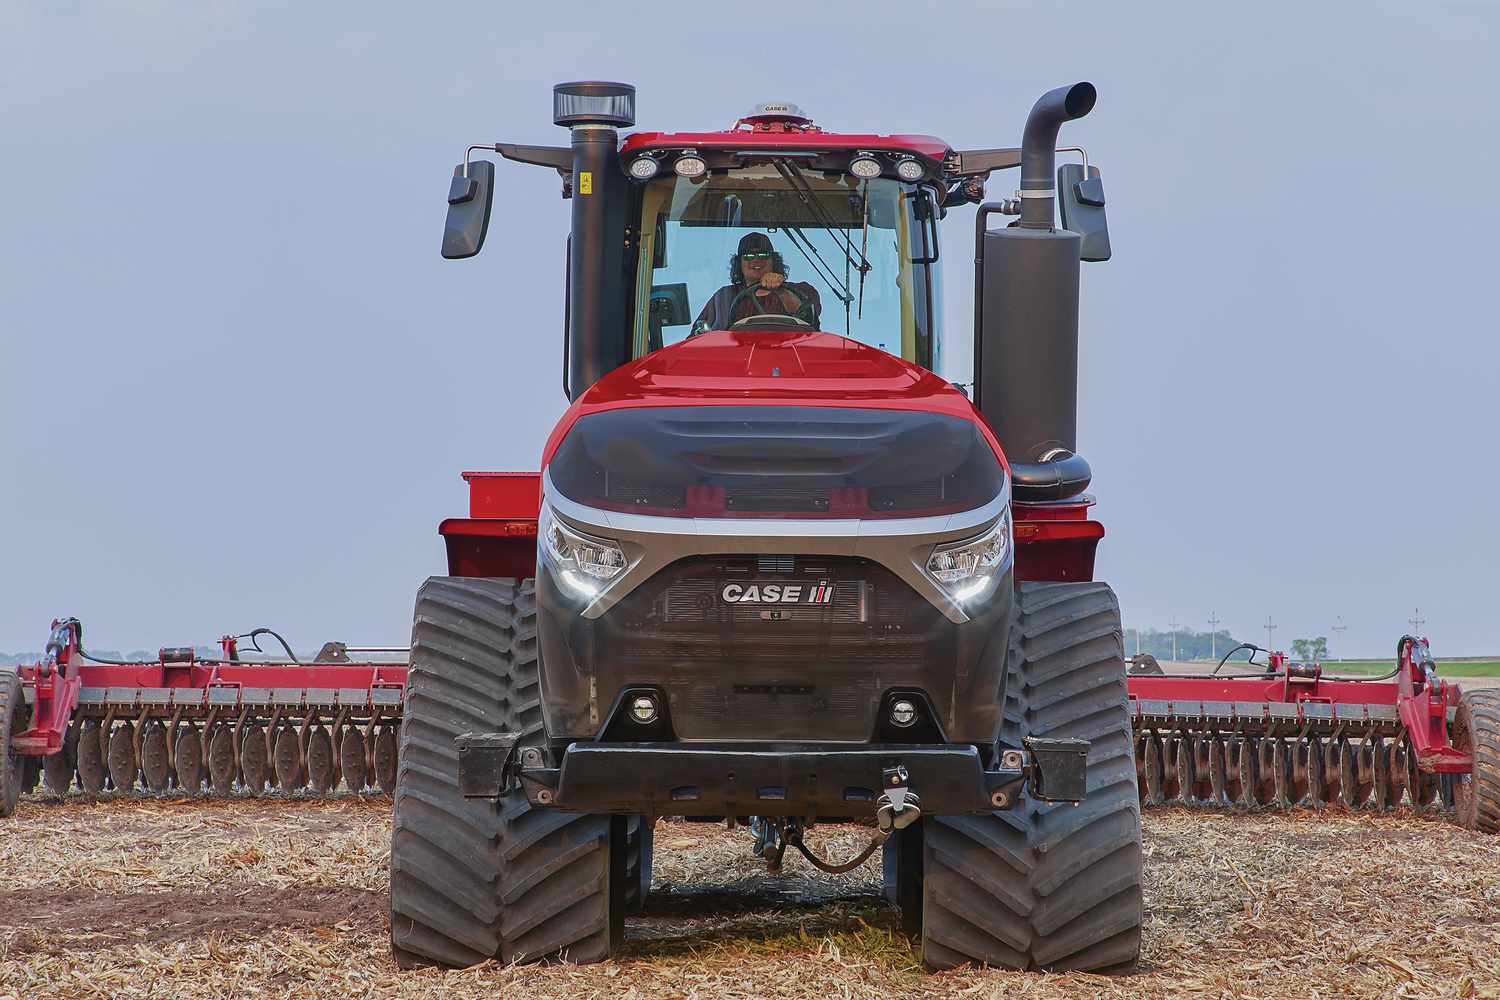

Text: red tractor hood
xmin=540 ymin=330 xmax=1008 ymax=471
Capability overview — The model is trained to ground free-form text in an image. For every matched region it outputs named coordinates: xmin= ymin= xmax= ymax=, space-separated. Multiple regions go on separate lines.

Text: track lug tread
xmin=918 ymin=581 xmax=1142 ymax=973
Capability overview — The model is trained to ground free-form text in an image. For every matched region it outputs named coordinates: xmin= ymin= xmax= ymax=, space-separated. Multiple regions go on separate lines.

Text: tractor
xmin=388 ymin=80 xmax=1142 ymax=972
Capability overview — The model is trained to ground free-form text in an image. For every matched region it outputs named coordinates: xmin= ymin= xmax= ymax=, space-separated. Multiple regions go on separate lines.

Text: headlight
xmin=926 ymin=510 xmax=1012 ymax=604
xmin=539 ymin=505 xmax=626 ymax=599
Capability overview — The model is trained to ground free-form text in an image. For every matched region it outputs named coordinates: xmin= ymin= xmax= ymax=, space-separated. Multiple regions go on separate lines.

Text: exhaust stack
xmin=556 ymin=81 xmax=636 ymax=400
xmin=1019 ymin=83 xmax=1096 ymax=230
xmin=973 ymin=82 xmax=1097 ymax=501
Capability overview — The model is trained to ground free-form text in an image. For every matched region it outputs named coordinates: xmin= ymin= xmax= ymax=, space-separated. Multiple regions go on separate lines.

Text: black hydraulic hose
xmin=77 ymin=626 xmax=302 ymax=666
xmin=1212 ymin=643 xmax=1265 ymax=675
xmin=787 ymin=827 xmax=887 ymax=875
xmin=1190 ymin=640 xmax=1401 ymax=683
xmin=76 ymin=644 xmax=160 ymax=667
xmin=241 ymin=628 xmax=300 ymax=663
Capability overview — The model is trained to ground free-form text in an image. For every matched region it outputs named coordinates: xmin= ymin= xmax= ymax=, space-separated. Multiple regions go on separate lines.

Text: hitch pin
xmin=876 ymin=764 xmax=922 ymax=832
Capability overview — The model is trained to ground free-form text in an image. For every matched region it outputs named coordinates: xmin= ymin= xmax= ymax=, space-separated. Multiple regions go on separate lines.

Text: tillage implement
xmin=1128 ymin=636 xmax=1496 ymax=829
xmin=1 ymin=619 xmax=406 ymax=807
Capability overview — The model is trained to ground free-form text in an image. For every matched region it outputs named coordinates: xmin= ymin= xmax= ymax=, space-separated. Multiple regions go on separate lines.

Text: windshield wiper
xmin=770 ymin=159 xmax=873 ymax=307
xmin=777 ymin=224 xmax=850 ymax=306
xmin=857 ymin=180 xmax=871 ymax=320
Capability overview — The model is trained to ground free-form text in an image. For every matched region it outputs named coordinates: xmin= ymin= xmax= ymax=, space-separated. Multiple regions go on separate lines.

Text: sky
xmin=2 ymin=2 xmax=1497 ymax=658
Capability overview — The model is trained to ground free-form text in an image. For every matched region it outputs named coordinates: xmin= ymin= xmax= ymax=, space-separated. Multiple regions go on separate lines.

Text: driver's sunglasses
xmin=741 ymin=252 xmax=772 ymax=261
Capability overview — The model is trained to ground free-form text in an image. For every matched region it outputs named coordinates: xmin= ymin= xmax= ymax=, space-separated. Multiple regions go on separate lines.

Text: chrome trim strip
xmin=541 ymin=468 xmax=1009 ymax=624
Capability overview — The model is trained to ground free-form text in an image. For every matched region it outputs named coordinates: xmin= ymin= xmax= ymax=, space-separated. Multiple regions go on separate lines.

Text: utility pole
xmin=1168 ymin=618 xmax=1182 ymax=663
xmin=1331 ymin=617 xmax=1347 ymax=661
xmin=1264 ymin=616 xmax=1277 ymax=651
xmin=1207 ymin=612 xmax=1221 ymax=662
xmin=1409 ymin=608 xmax=1426 ymax=635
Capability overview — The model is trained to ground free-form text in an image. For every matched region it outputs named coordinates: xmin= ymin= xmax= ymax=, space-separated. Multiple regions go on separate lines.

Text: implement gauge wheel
xmin=1453 ymin=689 xmax=1500 ymax=833
xmin=389 ymin=577 xmax=629 ymax=969
xmin=1 ymin=671 xmax=25 ymax=817
xmin=915 ymin=581 xmax=1143 ymax=972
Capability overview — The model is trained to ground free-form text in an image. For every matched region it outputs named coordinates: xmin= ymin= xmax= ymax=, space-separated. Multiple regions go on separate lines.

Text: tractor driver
xmin=692 ymin=232 xmax=821 ymax=332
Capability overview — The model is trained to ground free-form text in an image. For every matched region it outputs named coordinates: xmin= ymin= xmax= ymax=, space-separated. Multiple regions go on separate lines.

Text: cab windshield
xmin=631 ymin=161 xmax=940 ymax=365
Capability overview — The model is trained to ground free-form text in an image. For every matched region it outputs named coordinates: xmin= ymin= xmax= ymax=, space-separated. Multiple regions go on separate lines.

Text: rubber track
xmin=1461 ymin=690 xmax=1500 ymax=833
xmin=922 ymin=581 xmax=1143 ymax=972
xmin=1 ymin=671 xmax=23 ymax=818
xmin=389 ymin=577 xmax=614 ymax=968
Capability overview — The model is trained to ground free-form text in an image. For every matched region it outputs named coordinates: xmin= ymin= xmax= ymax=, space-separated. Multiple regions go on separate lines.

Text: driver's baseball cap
xmin=738 ymin=232 xmax=774 ymax=255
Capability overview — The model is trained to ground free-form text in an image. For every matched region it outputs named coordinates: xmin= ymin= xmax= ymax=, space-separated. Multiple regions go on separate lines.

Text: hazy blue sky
xmin=3 ymin=2 xmax=1497 ymax=657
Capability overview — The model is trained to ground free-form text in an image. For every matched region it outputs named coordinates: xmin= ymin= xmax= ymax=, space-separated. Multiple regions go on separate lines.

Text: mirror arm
xmin=461 ymin=143 xmax=574 ymax=177
xmin=953 ymin=147 xmax=1022 ymax=176
xmin=1055 ymin=146 xmax=1089 ymax=179
xmin=494 ymin=143 xmax=573 ymax=173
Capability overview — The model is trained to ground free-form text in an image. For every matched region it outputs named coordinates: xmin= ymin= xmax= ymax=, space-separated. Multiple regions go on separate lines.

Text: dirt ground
xmin=1 ymin=796 xmax=1497 ymax=1000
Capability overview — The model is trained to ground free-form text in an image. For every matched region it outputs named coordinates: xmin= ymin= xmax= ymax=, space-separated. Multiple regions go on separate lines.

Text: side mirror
xmin=442 ymin=160 xmax=495 ymax=259
xmin=1057 ymin=162 xmax=1111 ymax=262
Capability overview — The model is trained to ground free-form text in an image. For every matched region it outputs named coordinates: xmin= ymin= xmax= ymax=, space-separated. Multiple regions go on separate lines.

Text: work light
xmin=894 ymin=157 xmax=925 ymax=182
xmin=673 ymin=154 xmax=707 ymax=178
xmin=628 ymin=155 xmax=660 ymax=180
xmin=849 ymin=154 xmax=881 ymax=179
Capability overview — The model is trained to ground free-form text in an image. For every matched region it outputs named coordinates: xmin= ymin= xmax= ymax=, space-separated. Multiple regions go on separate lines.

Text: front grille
xmin=597 ymin=555 xmax=954 ymax=739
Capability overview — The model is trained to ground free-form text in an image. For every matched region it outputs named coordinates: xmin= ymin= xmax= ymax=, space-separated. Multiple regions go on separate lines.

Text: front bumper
xmin=456 ymin=737 xmax=1089 ymax=818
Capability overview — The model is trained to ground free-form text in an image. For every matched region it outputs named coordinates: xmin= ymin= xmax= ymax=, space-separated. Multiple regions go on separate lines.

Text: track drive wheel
xmin=1453 ymin=689 xmax=1500 ymax=833
xmin=389 ymin=577 xmax=619 ymax=969
xmin=1 ymin=672 xmax=25 ymax=817
xmin=918 ymin=581 xmax=1143 ymax=973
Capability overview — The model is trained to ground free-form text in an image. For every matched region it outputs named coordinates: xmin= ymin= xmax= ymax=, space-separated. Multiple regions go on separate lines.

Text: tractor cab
xmin=620 ymin=117 xmax=946 ymax=364
xmin=443 ymin=81 xmax=1110 ymax=516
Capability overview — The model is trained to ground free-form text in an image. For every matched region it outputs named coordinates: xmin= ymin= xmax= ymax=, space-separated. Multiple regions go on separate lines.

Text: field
xmin=2 ymin=796 xmax=1498 ymax=1000
xmin=1326 ymin=659 xmax=1500 ymax=678
xmin=1161 ymin=658 xmax=1500 ymax=680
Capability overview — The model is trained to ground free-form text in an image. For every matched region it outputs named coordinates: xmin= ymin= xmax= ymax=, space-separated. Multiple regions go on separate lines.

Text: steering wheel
xmin=726 ymin=280 xmax=815 ymax=329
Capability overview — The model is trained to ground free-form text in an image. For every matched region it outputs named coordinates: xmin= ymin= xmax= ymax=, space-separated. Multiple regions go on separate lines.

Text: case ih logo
xmin=720 ymin=581 xmax=835 ymax=605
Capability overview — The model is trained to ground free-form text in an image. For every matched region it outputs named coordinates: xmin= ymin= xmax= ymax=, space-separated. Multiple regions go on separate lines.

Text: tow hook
xmin=875 ymin=763 xmax=922 ymax=832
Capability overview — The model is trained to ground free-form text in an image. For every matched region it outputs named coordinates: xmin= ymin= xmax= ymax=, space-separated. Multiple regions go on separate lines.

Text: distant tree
xmin=1125 ymin=627 xmax=1248 ymax=662
xmin=1290 ymin=637 xmax=1329 ymax=662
